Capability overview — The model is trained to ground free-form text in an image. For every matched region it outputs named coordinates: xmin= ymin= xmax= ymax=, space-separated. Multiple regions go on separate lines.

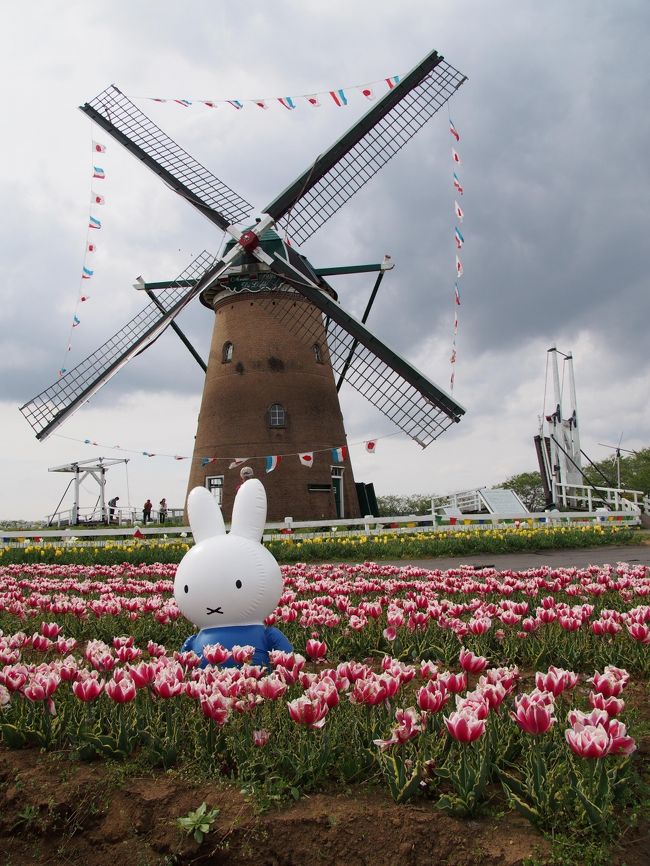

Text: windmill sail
xmin=20 ymin=252 xmax=218 ymax=440
xmin=81 ymin=86 xmax=253 ymax=229
xmin=264 ymin=51 xmax=467 ymax=245
xmin=258 ymin=246 xmax=464 ymax=446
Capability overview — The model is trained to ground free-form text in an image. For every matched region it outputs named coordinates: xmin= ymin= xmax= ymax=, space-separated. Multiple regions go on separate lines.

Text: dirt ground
xmin=0 ymin=745 xmax=648 ymax=866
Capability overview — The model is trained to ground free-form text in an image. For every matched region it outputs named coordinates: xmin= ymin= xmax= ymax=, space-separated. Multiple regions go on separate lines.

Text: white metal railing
xmin=43 ymin=505 xmax=185 ymax=528
xmin=551 ymin=482 xmax=646 ymax=513
xmin=1 ymin=508 xmax=640 ymax=546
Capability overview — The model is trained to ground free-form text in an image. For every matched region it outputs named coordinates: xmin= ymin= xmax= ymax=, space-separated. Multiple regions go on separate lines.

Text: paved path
xmin=380 ymin=544 xmax=650 ymax=571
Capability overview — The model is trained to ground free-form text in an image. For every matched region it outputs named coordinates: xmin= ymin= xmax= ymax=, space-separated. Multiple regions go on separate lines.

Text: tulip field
xmin=1 ymin=559 xmax=648 ymax=865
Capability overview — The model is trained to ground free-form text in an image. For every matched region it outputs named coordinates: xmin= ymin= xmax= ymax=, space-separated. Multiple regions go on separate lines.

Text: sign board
xmin=480 ymin=488 xmax=529 ymax=515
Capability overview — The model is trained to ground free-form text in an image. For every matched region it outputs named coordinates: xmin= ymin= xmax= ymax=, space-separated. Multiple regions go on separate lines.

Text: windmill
xmin=20 ymin=49 xmax=468 ymax=521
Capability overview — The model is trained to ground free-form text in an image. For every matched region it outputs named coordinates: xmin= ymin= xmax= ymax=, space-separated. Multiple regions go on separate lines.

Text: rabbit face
xmin=174 ymin=480 xmax=283 ymax=629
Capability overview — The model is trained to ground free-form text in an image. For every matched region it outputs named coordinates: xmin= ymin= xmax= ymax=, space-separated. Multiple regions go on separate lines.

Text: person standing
xmin=143 ymin=499 xmax=153 ymax=525
xmin=236 ymin=466 xmax=254 ymax=492
xmin=108 ymin=496 xmax=119 ymax=523
xmin=159 ymin=498 xmax=168 ymax=524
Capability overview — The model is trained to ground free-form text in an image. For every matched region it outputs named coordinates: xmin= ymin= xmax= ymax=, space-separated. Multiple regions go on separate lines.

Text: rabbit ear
xmin=187 ymin=487 xmax=226 ymax=543
xmin=230 ymin=479 xmax=267 ymax=542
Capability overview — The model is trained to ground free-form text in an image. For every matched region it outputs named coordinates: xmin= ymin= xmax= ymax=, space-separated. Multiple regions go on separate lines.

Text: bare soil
xmin=0 ymin=746 xmax=648 ymax=866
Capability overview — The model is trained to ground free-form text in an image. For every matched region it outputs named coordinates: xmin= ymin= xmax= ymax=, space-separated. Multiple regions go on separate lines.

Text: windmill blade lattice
xmin=256 ymin=284 xmax=464 ymax=447
xmin=265 ymin=54 xmax=466 ymax=245
xmin=81 ymin=86 xmax=253 ymax=228
xmin=20 ymin=251 xmax=217 ymax=440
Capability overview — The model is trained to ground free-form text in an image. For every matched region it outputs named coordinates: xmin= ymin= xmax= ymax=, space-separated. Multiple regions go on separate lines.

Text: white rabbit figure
xmin=174 ymin=479 xmax=292 ymax=667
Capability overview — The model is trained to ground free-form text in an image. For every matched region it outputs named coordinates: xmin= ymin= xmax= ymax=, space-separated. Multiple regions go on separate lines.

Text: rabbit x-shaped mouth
xmin=206 ymin=606 xmax=224 ymax=616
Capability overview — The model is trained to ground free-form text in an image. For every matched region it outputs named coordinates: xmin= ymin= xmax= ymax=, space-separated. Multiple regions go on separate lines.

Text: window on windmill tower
xmin=267 ymin=403 xmax=287 ymax=428
xmin=313 ymin=343 xmax=323 ymax=363
xmin=222 ymin=341 xmax=233 ymax=363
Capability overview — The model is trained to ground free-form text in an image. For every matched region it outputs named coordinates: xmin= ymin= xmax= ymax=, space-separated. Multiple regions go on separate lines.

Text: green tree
xmin=583 ymin=447 xmax=650 ymax=496
xmin=497 ymin=471 xmax=546 ymax=511
xmin=376 ymin=494 xmax=434 ymax=516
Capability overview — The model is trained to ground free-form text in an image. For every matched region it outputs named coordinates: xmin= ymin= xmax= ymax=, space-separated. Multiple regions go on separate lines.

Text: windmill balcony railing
xmin=2 ymin=508 xmax=640 ymax=547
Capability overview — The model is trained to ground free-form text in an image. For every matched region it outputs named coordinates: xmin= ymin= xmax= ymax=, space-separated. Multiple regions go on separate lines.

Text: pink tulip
xmin=146 ymin=640 xmax=167 ymax=657
xmin=24 ymin=672 xmax=60 ymax=702
xmin=565 ymin=723 xmax=611 ymax=758
xmin=55 ymin=637 xmax=77 ymax=654
xmin=230 ymin=645 xmax=256 ymax=665
xmin=558 ymin=615 xmax=581 ymax=631
xmin=627 ymin=623 xmax=650 ymax=643
xmin=590 ymin=672 xmax=624 ymax=698
xmin=287 ymin=695 xmax=329 ymax=729
xmin=152 ymin=674 xmax=184 ymax=699
xmin=522 ymin=617 xmax=540 ymax=632
xmin=174 ymin=650 xmax=202 ymax=669
xmin=257 ymin=675 xmax=287 ymax=700
xmin=350 ymin=678 xmax=388 ymax=706
xmin=2 ymin=665 xmax=29 ymax=692
xmin=459 ymin=647 xmax=489 ymax=674
xmin=127 ymin=662 xmax=156 ymax=688
xmin=31 ymin=634 xmax=52 ymax=652
xmin=604 ymin=719 xmax=636 ymax=756
xmin=444 ymin=708 xmax=486 ymax=743
xmin=511 ymin=695 xmax=556 ymax=735
xmin=440 ymin=671 xmax=467 ymax=693
xmin=252 ymin=729 xmax=270 ymax=747
xmin=567 ymin=707 xmax=609 ymax=729
xmin=305 ymin=638 xmax=327 ymax=662
xmin=200 ymin=692 xmax=231 ymax=725
xmin=59 ymin=657 xmax=79 ymax=682
xmin=468 ymin=617 xmax=491 ymax=635
xmin=40 ymin=622 xmax=62 ymax=639
xmin=73 ymin=677 xmax=105 ymax=701
xmin=603 ymin=665 xmax=630 ymax=683
xmin=308 ymin=676 xmax=339 ymax=707
xmin=116 ymin=645 xmax=142 ymax=663
xmin=202 ymin=643 xmax=231 ymax=665
xmin=373 ymin=707 xmax=423 ymax=750
xmin=535 ymin=666 xmax=574 ymax=697
xmin=588 ymin=691 xmax=625 ymax=717
xmin=419 ymin=660 xmax=439 ymax=680
xmin=476 ymin=680 xmax=507 ymax=711
xmin=416 ymin=682 xmax=449 ymax=714
xmin=106 ymin=676 xmax=137 ymax=703
xmin=456 ymin=692 xmax=490 ymax=720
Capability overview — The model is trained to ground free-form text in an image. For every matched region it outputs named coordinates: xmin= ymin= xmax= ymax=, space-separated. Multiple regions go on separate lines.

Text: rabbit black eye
xmin=235 ymin=579 xmax=242 ymax=589
xmin=183 ymin=584 xmax=189 ymax=594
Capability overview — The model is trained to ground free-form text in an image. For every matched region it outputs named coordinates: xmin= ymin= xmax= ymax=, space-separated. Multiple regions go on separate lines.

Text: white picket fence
xmin=0 ymin=508 xmax=640 ymax=547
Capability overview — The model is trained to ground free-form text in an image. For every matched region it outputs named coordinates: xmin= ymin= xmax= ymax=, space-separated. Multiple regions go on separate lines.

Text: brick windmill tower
xmin=186 ymin=227 xmax=361 ymax=520
xmin=21 ymin=49 xmax=467 ymax=521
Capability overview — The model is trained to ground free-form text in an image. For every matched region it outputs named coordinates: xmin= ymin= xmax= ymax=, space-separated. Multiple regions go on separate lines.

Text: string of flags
xmin=449 ymin=116 xmax=465 ymax=391
xmin=134 ymin=73 xmax=402 ymax=112
xmin=58 ymin=136 xmax=108 ymax=378
xmin=54 ymin=432 xmax=384 ymax=469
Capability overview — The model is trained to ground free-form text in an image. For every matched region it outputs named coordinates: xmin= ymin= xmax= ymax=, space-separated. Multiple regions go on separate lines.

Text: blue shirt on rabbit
xmin=181 ymin=624 xmax=292 ymax=669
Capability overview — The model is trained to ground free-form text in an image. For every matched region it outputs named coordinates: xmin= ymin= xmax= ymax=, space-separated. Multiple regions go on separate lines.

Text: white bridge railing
xmin=44 ymin=505 xmax=185 ymax=528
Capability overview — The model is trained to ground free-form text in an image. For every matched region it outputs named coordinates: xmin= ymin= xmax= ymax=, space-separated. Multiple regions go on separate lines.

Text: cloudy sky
xmin=1 ymin=1 xmax=648 ymax=521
